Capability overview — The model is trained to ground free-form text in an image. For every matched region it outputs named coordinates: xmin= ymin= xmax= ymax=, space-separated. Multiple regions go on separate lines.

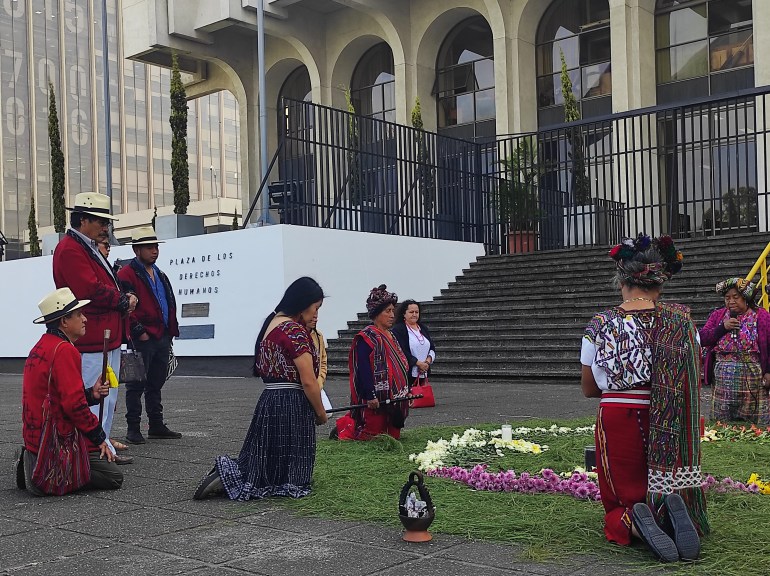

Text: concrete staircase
xmin=325 ymin=233 xmax=770 ymax=383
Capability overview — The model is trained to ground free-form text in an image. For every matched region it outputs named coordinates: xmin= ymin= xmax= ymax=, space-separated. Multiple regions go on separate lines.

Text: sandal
xmin=111 ymin=439 xmax=129 ymax=451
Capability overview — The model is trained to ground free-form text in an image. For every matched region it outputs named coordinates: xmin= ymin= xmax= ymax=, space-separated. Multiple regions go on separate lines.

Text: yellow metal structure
xmin=744 ymin=242 xmax=770 ymax=311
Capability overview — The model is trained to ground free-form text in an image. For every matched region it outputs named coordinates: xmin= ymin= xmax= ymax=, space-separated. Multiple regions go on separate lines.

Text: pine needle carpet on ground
xmin=280 ymin=418 xmax=770 ymax=576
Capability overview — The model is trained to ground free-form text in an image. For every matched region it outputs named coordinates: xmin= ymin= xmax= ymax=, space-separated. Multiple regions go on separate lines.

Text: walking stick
xmin=98 ymin=329 xmax=111 ymax=424
xmin=325 ymin=394 xmax=423 ymax=414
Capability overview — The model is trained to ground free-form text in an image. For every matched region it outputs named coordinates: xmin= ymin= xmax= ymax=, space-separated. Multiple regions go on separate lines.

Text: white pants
xmin=81 ymin=348 xmax=121 ymax=454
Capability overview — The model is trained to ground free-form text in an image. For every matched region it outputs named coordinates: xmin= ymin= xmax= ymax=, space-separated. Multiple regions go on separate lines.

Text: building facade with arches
xmin=4 ymin=0 xmax=768 ymax=256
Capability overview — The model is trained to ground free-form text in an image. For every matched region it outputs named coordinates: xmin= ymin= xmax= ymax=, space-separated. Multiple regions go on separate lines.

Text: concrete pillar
xmin=609 ymin=0 xmax=661 ymax=238
xmin=754 ymin=0 xmax=770 ymax=232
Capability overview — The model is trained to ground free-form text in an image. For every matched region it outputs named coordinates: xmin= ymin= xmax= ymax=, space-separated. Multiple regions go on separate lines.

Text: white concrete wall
xmin=0 ymin=226 xmax=484 ymax=358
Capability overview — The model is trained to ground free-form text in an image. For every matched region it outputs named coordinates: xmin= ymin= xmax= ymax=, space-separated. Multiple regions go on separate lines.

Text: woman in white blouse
xmin=392 ymin=299 xmax=436 ymax=387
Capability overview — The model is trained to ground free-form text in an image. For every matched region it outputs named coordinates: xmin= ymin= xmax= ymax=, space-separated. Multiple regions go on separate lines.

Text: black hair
xmin=395 ymin=299 xmax=419 ymax=324
xmin=252 ymin=277 xmax=325 ymax=377
xmin=70 ymin=212 xmax=86 ymax=229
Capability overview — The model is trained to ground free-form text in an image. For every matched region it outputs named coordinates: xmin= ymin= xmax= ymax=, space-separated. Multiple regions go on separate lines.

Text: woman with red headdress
xmin=334 ymin=285 xmax=410 ymax=440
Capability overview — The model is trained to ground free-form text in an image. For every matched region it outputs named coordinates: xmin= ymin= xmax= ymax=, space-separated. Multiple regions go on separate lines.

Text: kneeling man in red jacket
xmin=18 ymin=287 xmax=123 ymax=495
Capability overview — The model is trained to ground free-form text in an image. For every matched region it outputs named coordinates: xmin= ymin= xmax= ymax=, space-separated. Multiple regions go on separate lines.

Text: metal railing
xmin=249 ymin=86 xmax=770 ymax=254
xmin=745 ymin=241 xmax=770 ymax=311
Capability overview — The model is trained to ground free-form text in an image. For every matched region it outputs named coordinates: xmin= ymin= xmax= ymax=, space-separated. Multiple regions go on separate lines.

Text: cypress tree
xmin=49 ymin=83 xmax=66 ymax=232
xmin=232 ymin=209 xmax=239 ymax=231
xmin=344 ymin=87 xmax=364 ymax=205
xmin=152 ymin=206 xmax=157 ymax=229
xmin=560 ymin=51 xmax=590 ymax=205
xmin=28 ymin=196 xmax=41 ymax=257
xmin=411 ymin=97 xmax=435 ymax=213
xmin=170 ymin=53 xmax=190 ymax=214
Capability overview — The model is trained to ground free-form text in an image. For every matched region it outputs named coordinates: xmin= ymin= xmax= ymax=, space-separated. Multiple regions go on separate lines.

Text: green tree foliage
xmin=344 ymin=87 xmax=365 ymax=205
xmin=411 ymin=98 xmax=435 ymax=213
xmin=48 ymin=83 xmax=66 ymax=232
xmin=28 ymin=196 xmax=41 ymax=257
xmin=170 ymin=53 xmax=190 ymax=214
xmin=560 ymin=51 xmax=591 ymax=205
xmin=497 ymin=137 xmax=542 ymax=229
xmin=232 ymin=209 xmax=239 ymax=231
xmin=151 ymin=206 xmax=157 ymax=229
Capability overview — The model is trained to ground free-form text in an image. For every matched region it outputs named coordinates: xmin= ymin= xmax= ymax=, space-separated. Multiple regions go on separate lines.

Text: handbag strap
xmin=46 ymin=341 xmax=67 ymax=397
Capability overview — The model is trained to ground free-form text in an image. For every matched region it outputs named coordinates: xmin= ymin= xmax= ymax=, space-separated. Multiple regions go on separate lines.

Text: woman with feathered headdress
xmin=580 ymin=234 xmax=708 ymax=563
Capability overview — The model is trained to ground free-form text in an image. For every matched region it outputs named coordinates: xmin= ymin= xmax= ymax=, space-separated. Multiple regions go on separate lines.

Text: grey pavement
xmin=0 ymin=372 xmax=674 ymax=575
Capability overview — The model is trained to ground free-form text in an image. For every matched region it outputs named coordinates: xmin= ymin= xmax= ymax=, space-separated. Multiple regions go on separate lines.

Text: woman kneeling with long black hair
xmin=194 ymin=277 xmax=328 ymax=500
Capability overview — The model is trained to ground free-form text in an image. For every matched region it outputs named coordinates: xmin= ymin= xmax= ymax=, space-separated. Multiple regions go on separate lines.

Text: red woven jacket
xmin=22 ymin=333 xmax=106 ymax=453
xmin=53 ymin=231 xmax=129 ymax=352
xmin=117 ymin=259 xmax=180 ymax=340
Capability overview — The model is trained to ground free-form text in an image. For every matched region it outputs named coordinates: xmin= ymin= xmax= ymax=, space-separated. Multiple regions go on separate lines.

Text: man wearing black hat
xmin=52 ymin=192 xmax=137 ymax=465
xmin=118 ymin=226 xmax=181 ymax=443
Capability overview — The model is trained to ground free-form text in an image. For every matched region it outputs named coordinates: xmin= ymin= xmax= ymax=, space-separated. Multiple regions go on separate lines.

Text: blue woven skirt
xmin=216 ymin=388 xmax=316 ymax=501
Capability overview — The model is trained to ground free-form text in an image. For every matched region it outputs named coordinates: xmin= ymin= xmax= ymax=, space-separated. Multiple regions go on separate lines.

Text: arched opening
xmin=435 ymin=16 xmax=495 ymax=141
xmin=535 ymin=0 xmax=611 ymax=128
xmin=655 ymin=0 xmax=757 ymax=237
xmin=350 ymin=43 xmax=395 ymax=122
xmin=276 ymin=65 xmax=314 ymax=226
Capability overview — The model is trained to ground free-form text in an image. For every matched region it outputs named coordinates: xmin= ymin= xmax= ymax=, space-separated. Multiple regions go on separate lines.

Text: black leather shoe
xmin=125 ymin=429 xmax=146 ymax=444
xmin=114 ymin=454 xmax=134 ymax=465
xmin=665 ymin=493 xmax=700 ymax=561
xmin=147 ymin=423 xmax=182 ymax=439
xmin=14 ymin=448 xmax=25 ymax=490
xmin=193 ymin=467 xmax=223 ymax=500
xmin=631 ymin=503 xmax=679 ymax=562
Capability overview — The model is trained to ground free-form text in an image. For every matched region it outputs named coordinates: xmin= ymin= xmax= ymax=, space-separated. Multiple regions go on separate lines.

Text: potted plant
xmin=496 ymin=136 xmax=541 ymax=253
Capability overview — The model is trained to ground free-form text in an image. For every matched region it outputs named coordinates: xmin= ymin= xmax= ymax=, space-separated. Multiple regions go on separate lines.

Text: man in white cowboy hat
xmin=118 ymin=226 xmax=181 ymax=443
xmin=52 ymin=192 xmax=137 ymax=465
xmin=17 ymin=287 xmax=123 ymax=495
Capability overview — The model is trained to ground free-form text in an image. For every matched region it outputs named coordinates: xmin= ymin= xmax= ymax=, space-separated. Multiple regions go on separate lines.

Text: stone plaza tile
xmin=8 ymin=544 xmax=206 ymax=576
xmin=88 ymin=480 xmax=194 ymax=507
xmin=0 ymin=528 xmax=109 ymax=572
xmin=159 ymin=496 xmax=277 ymax=520
xmin=333 ymin=523 xmax=466 ymax=556
xmin=2 ymin=493 xmax=142 ymax=526
xmin=235 ymin=509 xmax=363 ymax=536
xmin=376 ymin=556 xmax=517 ymax=576
xmin=0 ymin=515 xmax=38 ymax=537
xmin=140 ymin=521 xmax=310 ymax=565
xmin=225 ymin=538 xmax=421 ymax=576
xmin=56 ymin=507 xmax=218 ymax=541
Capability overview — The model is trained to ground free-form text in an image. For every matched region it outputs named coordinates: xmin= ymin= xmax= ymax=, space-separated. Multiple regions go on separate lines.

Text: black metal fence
xmin=252 ymin=87 xmax=770 ymax=254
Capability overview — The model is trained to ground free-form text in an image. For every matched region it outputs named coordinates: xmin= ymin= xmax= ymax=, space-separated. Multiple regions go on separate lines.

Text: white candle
xmin=501 ymin=425 xmax=512 ymax=442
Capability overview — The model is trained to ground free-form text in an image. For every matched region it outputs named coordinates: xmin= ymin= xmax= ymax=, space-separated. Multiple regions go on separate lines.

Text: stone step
xmin=324 ymin=232 xmax=770 ymax=382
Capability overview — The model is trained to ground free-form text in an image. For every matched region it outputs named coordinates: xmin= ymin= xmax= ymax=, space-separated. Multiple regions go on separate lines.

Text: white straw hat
xmin=66 ymin=192 xmax=119 ymax=220
xmin=129 ymin=226 xmax=164 ymax=245
xmin=33 ymin=287 xmax=90 ymax=324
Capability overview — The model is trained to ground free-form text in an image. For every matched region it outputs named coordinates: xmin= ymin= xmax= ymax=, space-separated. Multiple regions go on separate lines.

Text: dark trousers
xmin=126 ymin=334 xmax=171 ymax=427
xmin=22 ymin=449 xmax=123 ymax=496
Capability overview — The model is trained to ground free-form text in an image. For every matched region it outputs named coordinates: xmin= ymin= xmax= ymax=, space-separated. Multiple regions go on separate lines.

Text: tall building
xmin=0 ymin=0 xmax=242 ymax=260
xmin=119 ymin=0 xmax=769 ymax=255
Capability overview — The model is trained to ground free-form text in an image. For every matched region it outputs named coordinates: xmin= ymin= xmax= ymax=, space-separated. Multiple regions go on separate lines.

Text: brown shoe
xmin=113 ymin=454 xmax=134 ymax=465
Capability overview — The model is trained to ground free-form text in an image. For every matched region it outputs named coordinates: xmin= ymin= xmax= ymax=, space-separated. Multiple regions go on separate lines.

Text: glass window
xmin=350 ymin=43 xmax=395 ymax=120
xmin=655 ymin=0 xmax=754 ymax=102
xmin=436 ymin=16 xmax=495 ymax=140
xmin=536 ymin=0 xmax=611 ymax=125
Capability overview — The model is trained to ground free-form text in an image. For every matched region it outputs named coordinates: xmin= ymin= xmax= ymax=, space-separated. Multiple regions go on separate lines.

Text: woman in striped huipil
xmin=580 ymin=234 xmax=708 ymax=563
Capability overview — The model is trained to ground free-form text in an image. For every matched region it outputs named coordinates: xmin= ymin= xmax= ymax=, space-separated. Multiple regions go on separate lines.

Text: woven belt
xmin=600 ymin=387 xmax=651 ymax=407
xmin=264 ymin=382 xmax=303 ymax=391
